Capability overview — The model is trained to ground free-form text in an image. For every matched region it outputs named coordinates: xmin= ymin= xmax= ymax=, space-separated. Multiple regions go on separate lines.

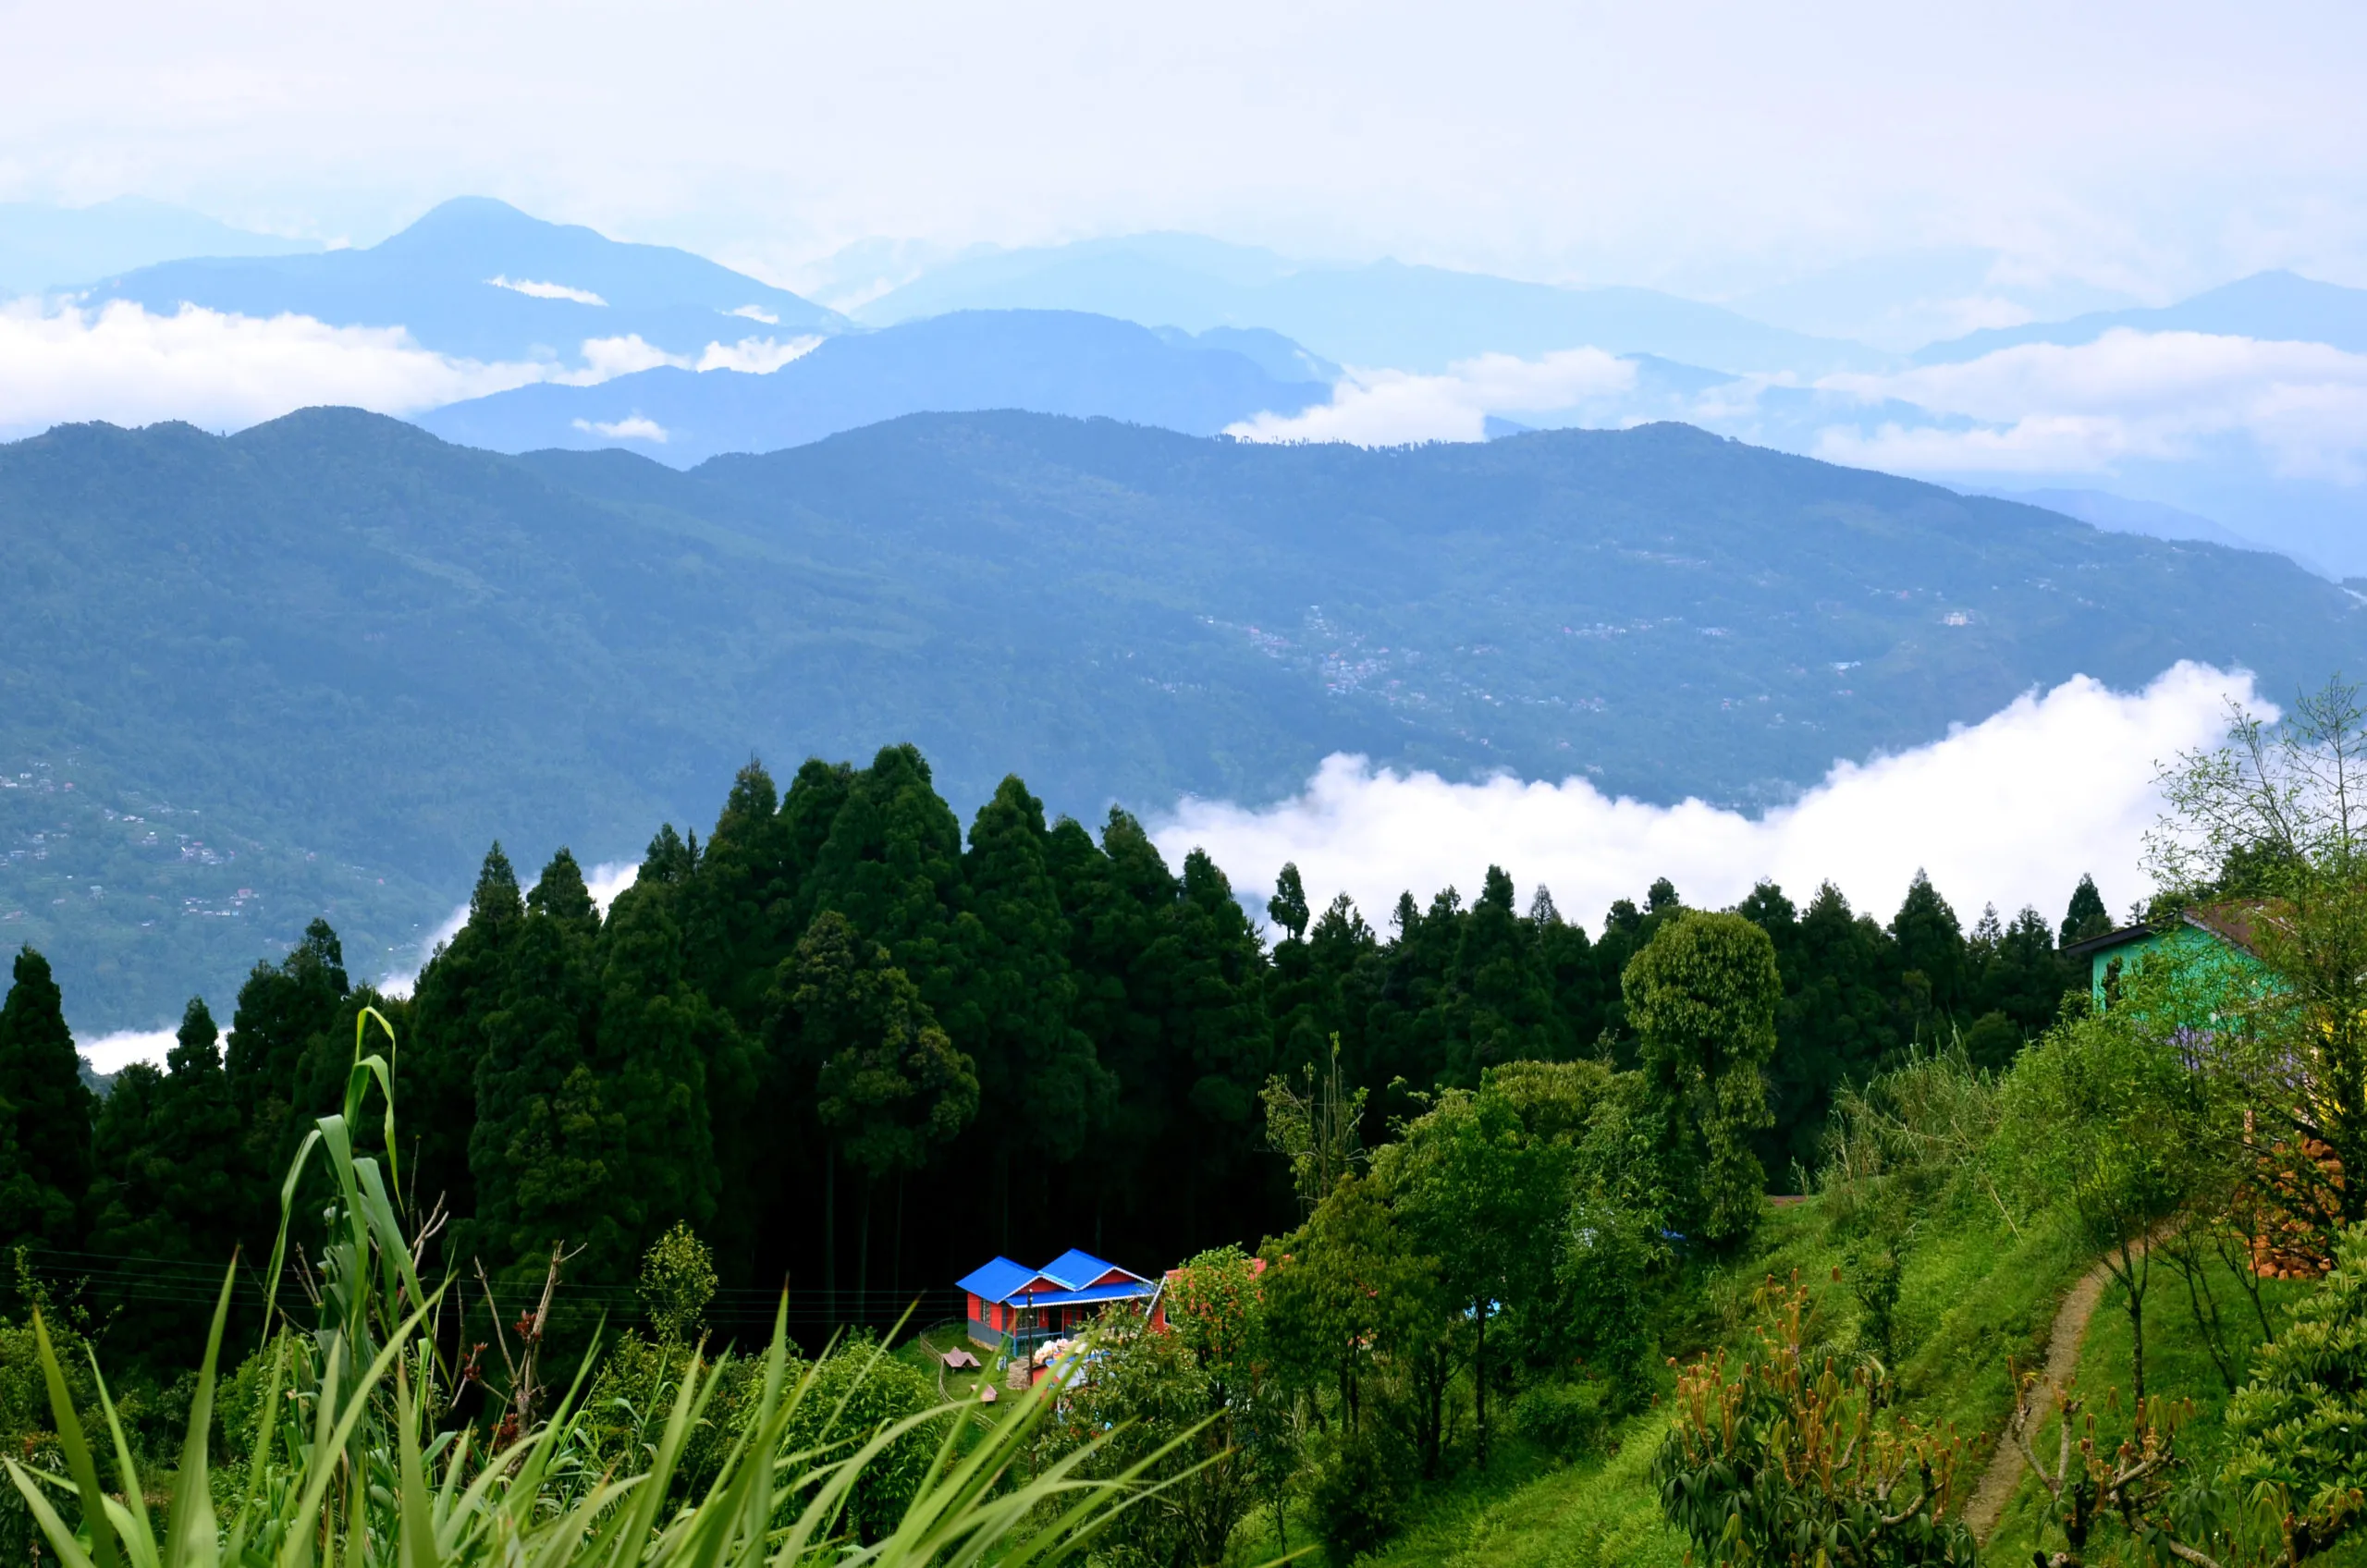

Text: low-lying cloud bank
xmin=1818 ymin=330 xmax=2367 ymax=483
xmin=1228 ymin=348 xmax=1633 ymax=445
xmin=77 ymin=668 xmax=2246 ymax=1072
xmin=1227 ymin=330 xmax=2367 ymax=493
xmin=0 ymin=299 xmax=818 ymax=436
xmin=1152 ymin=662 xmax=2253 ymax=938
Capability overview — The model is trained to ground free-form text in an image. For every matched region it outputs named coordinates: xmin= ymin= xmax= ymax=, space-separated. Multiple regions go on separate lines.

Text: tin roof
xmin=955 ymin=1256 xmax=1042 ymax=1304
xmin=1026 ymin=1280 xmax=1159 ymax=1307
xmin=1041 ymin=1249 xmax=1148 ymax=1290
xmin=960 ymin=1250 xmax=1156 ymax=1306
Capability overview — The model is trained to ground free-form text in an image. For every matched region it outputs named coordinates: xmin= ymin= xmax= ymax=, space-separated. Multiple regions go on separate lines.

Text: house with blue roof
xmin=955 ymin=1249 xmax=1161 ymax=1355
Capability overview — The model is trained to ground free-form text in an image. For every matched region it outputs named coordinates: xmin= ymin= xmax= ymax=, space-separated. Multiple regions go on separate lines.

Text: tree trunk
xmin=824 ymin=1148 xmax=838 ymax=1324
xmin=1475 ymin=1299 xmax=1490 ymax=1467
xmin=858 ymin=1177 xmax=875 ymax=1325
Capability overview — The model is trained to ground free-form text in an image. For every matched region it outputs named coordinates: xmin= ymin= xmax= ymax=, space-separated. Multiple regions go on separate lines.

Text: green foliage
xmin=1654 ymin=1276 xmax=1978 ymax=1568
xmin=1625 ymin=910 xmax=1781 ymax=1247
xmin=639 ymin=1222 xmax=718 ymax=1347
xmin=1996 ymin=979 xmax=2230 ymax=1402
xmin=1309 ymin=1427 xmax=1411 ymax=1563
xmin=1261 ymin=1032 xmax=1367 ymax=1217
xmin=1035 ymin=1246 xmax=1282 ymax=1568
xmin=2224 ymin=1221 xmax=2367 ymax=1561
xmin=0 ymin=946 xmax=92 ymax=1250
xmin=86 ymin=996 xmax=251 ymax=1365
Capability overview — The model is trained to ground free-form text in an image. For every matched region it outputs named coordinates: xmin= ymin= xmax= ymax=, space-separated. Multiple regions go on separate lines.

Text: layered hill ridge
xmin=414 ymin=310 xmax=1334 ymax=465
xmin=80 ymin=196 xmax=843 ymax=366
xmin=0 ymin=408 xmax=2359 ymax=1027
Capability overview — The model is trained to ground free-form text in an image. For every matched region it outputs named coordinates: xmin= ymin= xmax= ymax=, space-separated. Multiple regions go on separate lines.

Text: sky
xmin=20 ymin=0 xmax=2354 ymax=1052
xmin=2 ymin=0 xmax=2362 ymax=303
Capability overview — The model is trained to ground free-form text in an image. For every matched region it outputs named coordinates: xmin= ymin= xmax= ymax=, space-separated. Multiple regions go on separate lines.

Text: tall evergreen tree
xmin=87 ymin=998 xmax=248 ymax=1362
xmin=467 ymin=850 xmax=619 ymax=1288
xmin=2062 ymin=874 xmax=2114 ymax=945
xmin=227 ymin=917 xmax=351 ymax=1194
xmin=1450 ymin=865 xmax=1556 ymax=1080
xmin=952 ymin=778 xmax=1110 ymax=1248
xmin=404 ymin=843 xmax=525 ymax=1222
xmin=1889 ymin=869 xmax=1968 ymax=1029
xmin=1624 ymin=911 xmax=1781 ymax=1247
xmin=775 ymin=910 xmax=977 ymax=1308
xmin=0 ymin=946 xmax=92 ymax=1249
xmin=591 ymin=876 xmax=725 ymax=1268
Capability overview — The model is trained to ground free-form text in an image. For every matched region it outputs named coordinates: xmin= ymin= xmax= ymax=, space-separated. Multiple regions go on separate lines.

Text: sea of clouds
xmin=0 ymin=297 xmax=818 ymax=436
xmin=1148 ymin=662 xmax=2251 ymax=943
xmin=1229 ymin=330 xmax=2367 ymax=491
xmin=80 ymin=663 xmax=2250 ymax=1073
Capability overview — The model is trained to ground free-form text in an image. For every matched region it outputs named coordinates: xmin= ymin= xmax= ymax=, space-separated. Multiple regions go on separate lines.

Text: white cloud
xmin=0 ymin=297 xmax=549 ymax=431
xmin=1814 ymin=330 xmax=2367 ymax=482
xmin=1153 ymin=662 xmax=2253 ymax=937
xmin=486 ymin=274 xmax=607 ymax=305
xmin=566 ymin=333 xmax=688 ymax=381
xmin=729 ymin=304 xmax=780 ymax=325
xmin=1229 ymin=348 xmax=1635 ymax=445
xmin=571 ymin=413 xmax=668 ymax=441
xmin=80 ymin=1026 xmax=176 ymax=1075
xmin=695 ymin=333 xmax=821 ymax=374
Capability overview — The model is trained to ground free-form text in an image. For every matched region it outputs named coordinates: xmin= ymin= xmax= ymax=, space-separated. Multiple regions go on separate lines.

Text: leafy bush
xmin=1654 ymin=1274 xmax=1977 ymax=1568
xmin=2224 ymin=1219 xmax=2367 ymax=1560
xmin=1508 ymin=1377 xmax=1609 ymax=1456
xmin=1308 ymin=1428 xmax=1409 ymax=1562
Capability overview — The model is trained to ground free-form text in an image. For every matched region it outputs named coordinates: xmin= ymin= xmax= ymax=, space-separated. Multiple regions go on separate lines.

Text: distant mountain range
xmin=849 ymin=232 xmax=1890 ymax=376
xmin=13 ymin=196 xmax=2367 ymax=575
xmin=79 ymin=197 xmax=844 ymax=367
xmin=3 ymin=407 xmax=2359 ymax=1030
xmin=1914 ymin=270 xmax=2367 ymax=361
xmin=0 ymin=197 xmax=322 ymax=296
xmin=415 ymin=311 xmax=1335 ymax=465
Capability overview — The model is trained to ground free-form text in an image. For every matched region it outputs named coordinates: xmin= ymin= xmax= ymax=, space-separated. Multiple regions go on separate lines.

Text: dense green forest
xmin=0 ymin=741 xmax=2106 ymax=1368
xmin=18 ymin=692 xmax=2367 ymax=1567
xmin=5 ymin=407 xmax=2356 ymax=1026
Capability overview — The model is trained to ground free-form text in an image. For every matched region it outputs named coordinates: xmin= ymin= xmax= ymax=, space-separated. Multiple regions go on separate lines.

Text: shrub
xmin=1509 ymin=1378 xmax=1609 ymax=1457
xmin=1309 ymin=1428 xmax=1408 ymax=1562
xmin=1654 ymin=1274 xmax=1977 ymax=1568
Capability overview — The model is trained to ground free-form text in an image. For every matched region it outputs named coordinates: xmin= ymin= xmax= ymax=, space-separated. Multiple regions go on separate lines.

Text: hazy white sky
xmin=2 ymin=0 xmax=2361 ymax=299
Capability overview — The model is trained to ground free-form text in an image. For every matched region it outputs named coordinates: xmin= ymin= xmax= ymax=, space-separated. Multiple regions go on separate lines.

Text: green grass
xmin=1304 ymin=1190 xmax=2093 ymax=1568
xmin=1979 ymin=1247 xmax=2360 ymax=1566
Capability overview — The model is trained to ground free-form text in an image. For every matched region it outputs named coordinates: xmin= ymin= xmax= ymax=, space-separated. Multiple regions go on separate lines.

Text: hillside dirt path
xmin=1963 ymin=1258 xmax=2114 ymax=1542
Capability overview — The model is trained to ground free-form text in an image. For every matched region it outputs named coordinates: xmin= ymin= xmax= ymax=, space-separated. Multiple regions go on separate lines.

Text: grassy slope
xmin=1318 ymin=1193 xmax=2091 ymax=1568
xmin=1980 ymin=1251 xmax=2367 ymax=1567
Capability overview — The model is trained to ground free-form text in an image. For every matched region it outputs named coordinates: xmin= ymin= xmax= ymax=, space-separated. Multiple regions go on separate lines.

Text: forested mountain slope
xmin=0 ymin=408 xmax=2358 ymax=1026
xmin=414 ymin=310 xmax=1332 ymax=464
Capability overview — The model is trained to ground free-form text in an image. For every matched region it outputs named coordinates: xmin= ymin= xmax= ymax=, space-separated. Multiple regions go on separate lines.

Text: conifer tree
xmin=406 ymin=843 xmax=525 ymax=1221
xmin=777 ymin=910 xmax=977 ymax=1309
xmin=88 ymin=998 xmax=247 ymax=1362
xmin=954 ymin=778 xmax=1110 ymax=1243
xmin=592 ymin=877 xmax=723 ymax=1263
xmin=0 ymin=946 xmax=92 ymax=1249
xmin=1889 ymin=868 xmax=1967 ymax=1026
xmin=467 ymin=850 xmax=621 ymax=1288
xmin=1451 ymin=865 xmax=1556 ymax=1079
xmin=2061 ymin=873 xmax=2113 ymax=945
xmin=227 ymin=917 xmax=350 ymax=1192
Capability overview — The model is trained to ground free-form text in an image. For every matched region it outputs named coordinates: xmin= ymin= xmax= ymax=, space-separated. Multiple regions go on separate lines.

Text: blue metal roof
xmin=1027 ymin=1280 xmax=1159 ymax=1308
xmin=955 ymin=1256 xmax=1041 ymax=1304
xmin=1040 ymin=1248 xmax=1147 ymax=1290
